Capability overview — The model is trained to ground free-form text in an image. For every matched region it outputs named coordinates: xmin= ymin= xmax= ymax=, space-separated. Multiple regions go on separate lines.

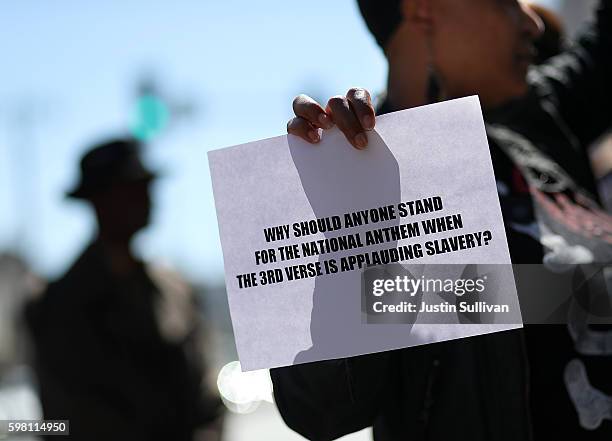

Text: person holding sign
xmin=271 ymin=0 xmax=612 ymax=440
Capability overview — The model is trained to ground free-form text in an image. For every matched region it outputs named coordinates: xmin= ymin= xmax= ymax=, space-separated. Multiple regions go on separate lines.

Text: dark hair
xmin=357 ymin=0 xmax=403 ymax=49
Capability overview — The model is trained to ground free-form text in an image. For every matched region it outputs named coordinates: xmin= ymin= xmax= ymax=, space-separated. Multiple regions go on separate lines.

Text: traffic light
xmin=131 ymin=92 xmax=169 ymax=141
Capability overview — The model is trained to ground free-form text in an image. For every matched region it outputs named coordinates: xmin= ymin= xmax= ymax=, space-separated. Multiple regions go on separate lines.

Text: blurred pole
xmin=6 ymin=101 xmax=42 ymax=262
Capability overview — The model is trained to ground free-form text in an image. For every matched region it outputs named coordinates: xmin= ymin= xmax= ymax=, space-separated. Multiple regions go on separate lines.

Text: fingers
xmin=287 ymin=116 xmax=321 ymax=143
xmin=288 ymin=88 xmax=375 ymax=149
xmin=326 ymin=95 xmax=368 ymax=150
xmin=293 ymin=94 xmax=334 ymax=130
xmin=346 ymin=87 xmax=375 ymax=131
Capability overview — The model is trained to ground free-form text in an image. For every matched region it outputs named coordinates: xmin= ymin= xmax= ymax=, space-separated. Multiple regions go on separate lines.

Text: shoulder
xmin=146 ymin=262 xmax=199 ymax=342
xmin=25 ymin=244 xmax=105 ymax=327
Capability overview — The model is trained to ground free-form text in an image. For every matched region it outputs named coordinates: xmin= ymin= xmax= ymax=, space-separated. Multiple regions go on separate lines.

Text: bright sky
xmin=0 ymin=0 xmax=389 ymax=283
xmin=0 ymin=0 xmax=563 ymax=283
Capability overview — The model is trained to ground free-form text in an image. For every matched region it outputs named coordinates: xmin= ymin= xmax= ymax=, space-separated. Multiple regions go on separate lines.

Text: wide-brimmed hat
xmin=66 ymin=138 xmax=157 ymax=200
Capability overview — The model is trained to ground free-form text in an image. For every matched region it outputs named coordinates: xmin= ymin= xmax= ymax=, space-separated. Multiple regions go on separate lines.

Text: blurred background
xmin=0 ymin=0 xmax=605 ymax=439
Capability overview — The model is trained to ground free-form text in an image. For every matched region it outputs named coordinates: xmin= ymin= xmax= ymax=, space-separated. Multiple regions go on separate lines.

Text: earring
xmin=425 ymin=34 xmax=441 ymax=104
xmin=426 ymin=64 xmax=441 ymax=104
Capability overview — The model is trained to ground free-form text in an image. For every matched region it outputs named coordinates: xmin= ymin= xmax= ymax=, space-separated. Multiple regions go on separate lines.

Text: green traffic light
xmin=131 ymin=94 xmax=169 ymax=141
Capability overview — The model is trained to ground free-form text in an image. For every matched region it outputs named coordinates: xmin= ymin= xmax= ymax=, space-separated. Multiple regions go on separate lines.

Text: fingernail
xmin=362 ymin=115 xmax=374 ymax=130
xmin=355 ymin=133 xmax=368 ymax=149
xmin=319 ymin=114 xmax=332 ymax=129
xmin=309 ymin=130 xmax=320 ymax=143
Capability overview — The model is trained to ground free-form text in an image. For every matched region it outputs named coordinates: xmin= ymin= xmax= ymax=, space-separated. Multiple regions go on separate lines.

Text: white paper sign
xmin=208 ymin=96 xmax=521 ymax=371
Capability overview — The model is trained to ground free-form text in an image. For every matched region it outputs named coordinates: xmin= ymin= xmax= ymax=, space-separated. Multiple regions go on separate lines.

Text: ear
xmin=401 ymin=0 xmax=433 ymax=34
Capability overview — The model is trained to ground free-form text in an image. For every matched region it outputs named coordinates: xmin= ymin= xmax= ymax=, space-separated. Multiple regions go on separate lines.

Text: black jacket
xmin=271 ymin=2 xmax=611 ymax=440
xmin=25 ymin=241 xmax=222 ymax=441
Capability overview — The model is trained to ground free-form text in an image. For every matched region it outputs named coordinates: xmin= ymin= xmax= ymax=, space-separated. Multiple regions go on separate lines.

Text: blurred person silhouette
xmin=271 ymin=0 xmax=612 ymax=440
xmin=25 ymin=138 xmax=223 ymax=441
xmin=526 ymin=3 xmax=612 ymax=211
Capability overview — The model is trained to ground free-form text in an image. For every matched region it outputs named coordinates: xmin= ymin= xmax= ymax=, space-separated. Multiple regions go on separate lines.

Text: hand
xmin=287 ymin=88 xmax=376 ymax=149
